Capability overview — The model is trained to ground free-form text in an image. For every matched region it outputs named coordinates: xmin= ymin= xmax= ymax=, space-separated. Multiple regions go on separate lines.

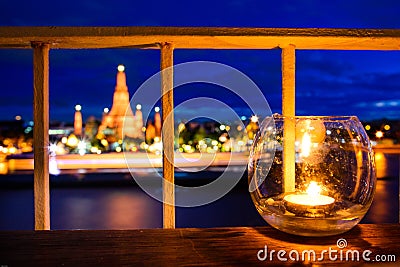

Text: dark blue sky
xmin=0 ymin=0 xmax=400 ymax=123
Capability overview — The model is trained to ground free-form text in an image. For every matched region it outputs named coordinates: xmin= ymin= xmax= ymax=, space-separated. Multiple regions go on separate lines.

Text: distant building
xmin=98 ymin=65 xmax=143 ymax=140
xmin=154 ymin=107 xmax=161 ymax=138
xmin=73 ymin=104 xmax=82 ymax=136
xmin=84 ymin=116 xmax=99 ymax=140
xmin=145 ymin=120 xmax=156 ymax=144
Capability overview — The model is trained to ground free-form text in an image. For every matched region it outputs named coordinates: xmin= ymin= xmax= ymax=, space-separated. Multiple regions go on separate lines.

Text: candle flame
xmin=306 ymin=181 xmax=321 ymax=197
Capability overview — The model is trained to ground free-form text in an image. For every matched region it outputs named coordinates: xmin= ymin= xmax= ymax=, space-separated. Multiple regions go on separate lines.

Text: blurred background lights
xmin=250 ymin=115 xmax=259 ymax=123
xmin=117 ymin=64 xmax=125 ymax=72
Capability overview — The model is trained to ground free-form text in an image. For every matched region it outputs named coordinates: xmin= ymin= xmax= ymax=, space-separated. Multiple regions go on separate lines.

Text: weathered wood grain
xmin=0 ymin=225 xmax=399 ymax=266
xmin=32 ymin=42 xmax=50 ymax=230
xmin=282 ymin=45 xmax=296 ymax=193
xmin=0 ymin=27 xmax=400 ymax=50
xmin=160 ymin=42 xmax=175 ymax=229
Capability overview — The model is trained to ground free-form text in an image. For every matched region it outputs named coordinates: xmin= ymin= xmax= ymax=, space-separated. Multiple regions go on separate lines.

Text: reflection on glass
xmin=249 ymin=115 xmax=376 ymax=236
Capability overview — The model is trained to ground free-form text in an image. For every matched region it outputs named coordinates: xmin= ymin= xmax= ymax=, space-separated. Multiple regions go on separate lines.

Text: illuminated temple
xmin=98 ymin=65 xmax=143 ymax=139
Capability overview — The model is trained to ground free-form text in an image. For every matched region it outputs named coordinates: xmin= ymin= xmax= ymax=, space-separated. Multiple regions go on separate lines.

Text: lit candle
xmin=283 ymin=181 xmax=335 ymax=217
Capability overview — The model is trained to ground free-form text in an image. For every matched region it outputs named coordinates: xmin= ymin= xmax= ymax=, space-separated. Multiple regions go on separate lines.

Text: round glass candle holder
xmin=248 ymin=115 xmax=376 ymax=236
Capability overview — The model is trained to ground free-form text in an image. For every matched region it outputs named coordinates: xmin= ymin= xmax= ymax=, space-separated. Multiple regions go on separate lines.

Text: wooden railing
xmin=1 ymin=27 xmax=400 ymax=230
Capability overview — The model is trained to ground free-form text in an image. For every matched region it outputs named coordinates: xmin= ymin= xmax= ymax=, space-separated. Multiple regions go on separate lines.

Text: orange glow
xmin=66 ymin=134 xmax=79 ymax=147
xmin=300 ymin=131 xmax=311 ymax=158
xmin=101 ymin=139 xmax=108 ymax=147
xmin=374 ymin=152 xmax=387 ymax=179
xmin=306 ymin=181 xmax=321 ymax=197
xmin=296 ymin=119 xmax=326 ymax=143
xmin=375 ymin=131 xmax=384 ymax=138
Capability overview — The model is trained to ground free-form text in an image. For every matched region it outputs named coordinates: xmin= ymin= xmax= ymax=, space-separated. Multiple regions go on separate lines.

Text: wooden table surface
xmin=1 ymin=224 xmax=399 ymax=266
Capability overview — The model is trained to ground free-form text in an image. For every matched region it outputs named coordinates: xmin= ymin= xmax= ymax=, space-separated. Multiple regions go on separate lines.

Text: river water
xmin=0 ymin=154 xmax=398 ymax=230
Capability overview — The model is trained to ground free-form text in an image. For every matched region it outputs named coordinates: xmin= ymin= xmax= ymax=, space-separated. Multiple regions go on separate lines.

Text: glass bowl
xmin=248 ymin=115 xmax=376 ymax=236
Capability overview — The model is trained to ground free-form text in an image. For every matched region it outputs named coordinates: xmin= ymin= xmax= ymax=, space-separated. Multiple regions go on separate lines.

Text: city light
xmin=78 ymin=141 xmax=86 ymax=156
xmin=219 ymin=135 xmax=227 ymax=143
xmin=3 ymin=60 xmax=399 ymax=167
xmin=101 ymin=139 xmax=108 ymax=147
xmin=66 ymin=134 xmax=79 ymax=147
xmin=48 ymin=143 xmax=58 ymax=156
xmin=49 ymin=129 xmax=66 ymax=135
xmin=178 ymin=122 xmax=185 ymax=133
xmin=117 ymin=64 xmax=125 ymax=72
xmin=24 ymin=127 xmax=32 ymax=134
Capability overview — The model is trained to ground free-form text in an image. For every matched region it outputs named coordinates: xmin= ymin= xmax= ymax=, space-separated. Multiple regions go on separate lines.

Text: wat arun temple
xmin=73 ymin=64 xmax=161 ymax=149
xmin=98 ymin=65 xmax=146 ymax=140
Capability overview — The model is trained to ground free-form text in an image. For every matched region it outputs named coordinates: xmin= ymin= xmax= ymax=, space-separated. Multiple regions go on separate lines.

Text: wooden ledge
xmin=0 ymin=224 xmax=399 ymax=266
xmin=0 ymin=27 xmax=400 ymax=50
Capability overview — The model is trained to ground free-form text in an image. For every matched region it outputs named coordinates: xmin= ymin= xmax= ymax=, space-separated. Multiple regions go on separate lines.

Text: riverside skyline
xmin=1 ymin=1 xmax=400 ymax=122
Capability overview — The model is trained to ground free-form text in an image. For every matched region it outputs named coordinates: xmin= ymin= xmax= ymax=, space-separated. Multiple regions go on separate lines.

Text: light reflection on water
xmin=0 ymin=154 xmax=398 ymax=230
xmin=374 ymin=152 xmax=399 ymax=179
xmin=365 ymin=180 xmax=398 ymax=224
xmin=52 ymin=189 xmax=162 ymax=229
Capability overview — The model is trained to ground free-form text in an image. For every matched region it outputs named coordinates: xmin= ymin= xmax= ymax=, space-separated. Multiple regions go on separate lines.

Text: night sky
xmin=1 ymin=0 xmax=400 ymax=123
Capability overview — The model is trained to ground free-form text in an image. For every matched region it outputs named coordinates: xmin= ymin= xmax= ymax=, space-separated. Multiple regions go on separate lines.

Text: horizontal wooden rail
xmin=0 ymin=225 xmax=399 ymax=266
xmin=0 ymin=27 xmax=400 ymax=50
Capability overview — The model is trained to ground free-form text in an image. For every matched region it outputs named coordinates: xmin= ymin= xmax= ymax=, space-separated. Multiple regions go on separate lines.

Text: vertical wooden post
xmin=32 ymin=42 xmax=50 ymax=230
xmin=160 ymin=43 xmax=175 ymax=229
xmin=282 ymin=44 xmax=296 ymax=193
